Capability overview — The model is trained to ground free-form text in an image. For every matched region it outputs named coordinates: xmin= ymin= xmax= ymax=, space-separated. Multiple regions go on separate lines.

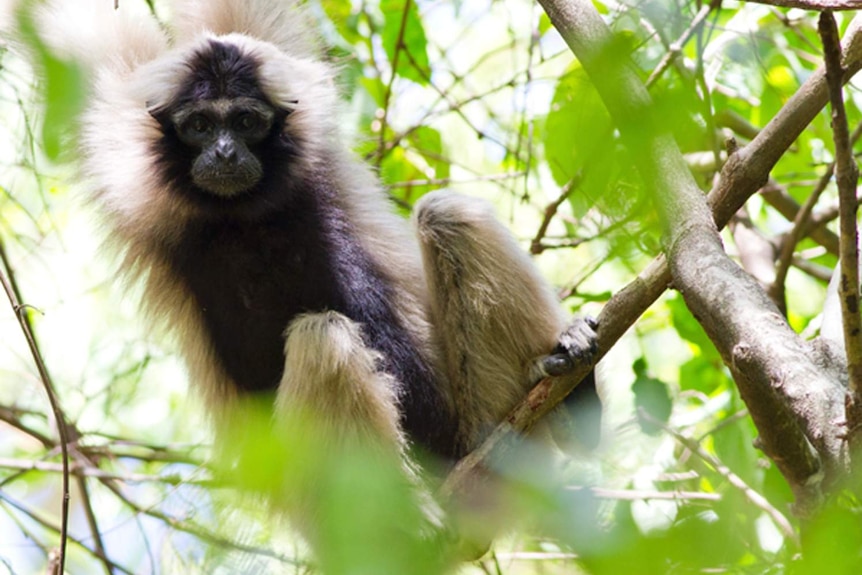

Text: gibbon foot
xmin=533 ymin=317 xmax=598 ymax=379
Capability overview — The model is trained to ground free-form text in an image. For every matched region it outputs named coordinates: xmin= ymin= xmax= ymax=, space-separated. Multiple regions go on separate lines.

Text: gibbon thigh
xmin=272 ymin=311 xmax=438 ymax=547
xmin=414 ymin=192 xmax=570 ymax=452
xmin=274 ymin=311 xmax=406 ymax=454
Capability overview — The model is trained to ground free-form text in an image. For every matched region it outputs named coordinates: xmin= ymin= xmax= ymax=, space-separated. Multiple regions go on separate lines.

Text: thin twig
xmin=0 ymin=405 xmax=54 ymax=447
xmin=819 ymin=11 xmax=862 ymax=444
xmin=771 ymin=124 xmax=862 ymax=308
xmin=375 ymin=0 xmax=413 ymax=169
xmin=645 ymin=0 xmax=719 ymax=88
xmin=518 ymin=4 xmax=540 ymax=203
xmin=0 ymin=457 xmax=216 ymax=486
xmin=760 ymin=181 xmax=841 ymax=254
xmin=401 ymin=49 xmax=512 ymax=155
xmin=652 ymin=415 xmax=800 ymax=547
xmin=792 ymin=255 xmax=833 ymax=282
xmin=94 ymin=473 xmax=305 ymax=567
xmin=530 ymin=175 xmax=581 ymax=254
xmin=0 ymin=237 xmax=71 ymax=573
xmin=769 ymin=132 xmax=855 ymax=311
xmin=75 ymin=476 xmax=114 ymax=575
xmin=741 ymin=0 xmax=862 ymax=9
xmin=0 ymin=493 xmax=135 ymax=575
xmin=384 ymin=171 xmax=526 ymax=190
xmin=567 ymin=486 xmax=721 ymax=501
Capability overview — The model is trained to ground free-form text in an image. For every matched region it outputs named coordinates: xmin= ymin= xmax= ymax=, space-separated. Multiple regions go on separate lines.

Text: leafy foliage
xmin=1 ymin=0 xmax=861 ymax=574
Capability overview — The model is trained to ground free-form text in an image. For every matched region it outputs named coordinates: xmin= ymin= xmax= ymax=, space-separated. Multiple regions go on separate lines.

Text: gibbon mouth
xmin=194 ymin=173 xmax=260 ymax=197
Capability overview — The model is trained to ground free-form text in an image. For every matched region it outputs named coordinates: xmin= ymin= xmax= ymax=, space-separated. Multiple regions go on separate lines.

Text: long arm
xmin=415 ymin=192 xmax=601 ymax=456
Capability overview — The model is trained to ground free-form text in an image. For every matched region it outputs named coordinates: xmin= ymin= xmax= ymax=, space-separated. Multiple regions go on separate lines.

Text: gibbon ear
xmin=147 ymin=101 xmax=172 ymax=129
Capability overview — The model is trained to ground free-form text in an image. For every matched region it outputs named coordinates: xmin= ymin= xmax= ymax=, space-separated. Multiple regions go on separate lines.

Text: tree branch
xmin=819 ymin=11 xmax=862 ymax=447
xmin=767 ymin=125 xmax=862 ymax=312
xmin=657 ymin=417 xmax=799 ymax=546
xmin=543 ymin=0 xmax=831 ymax=511
xmin=530 ymin=174 xmax=581 ymax=255
xmin=443 ymin=3 xmax=862 ymax=512
xmin=0 ymin=237 xmax=72 ymax=572
xmin=741 ymin=0 xmax=862 ymax=9
xmin=645 ymin=0 xmax=720 ymax=88
xmin=760 ymin=181 xmax=841 ymax=255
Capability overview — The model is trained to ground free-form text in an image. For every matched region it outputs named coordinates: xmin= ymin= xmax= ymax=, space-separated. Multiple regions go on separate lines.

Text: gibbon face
xmin=168 ymin=96 xmax=274 ymax=197
xmin=147 ymin=40 xmax=297 ymax=212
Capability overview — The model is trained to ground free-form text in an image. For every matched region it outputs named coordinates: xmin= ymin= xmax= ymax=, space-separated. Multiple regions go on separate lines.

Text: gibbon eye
xmin=185 ymin=114 xmax=212 ymax=136
xmin=234 ymin=112 xmax=259 ymax=133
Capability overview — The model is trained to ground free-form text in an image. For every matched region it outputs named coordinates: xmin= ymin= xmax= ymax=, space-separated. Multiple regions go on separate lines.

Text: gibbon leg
xmin=274 ymin=311 xmax=405 ymax=454
xmin=271 ymin=312 xmax=431 ymax=540
xmin=414 ymin=192 xmax=599 ymax=454
xmin=273 ymin=311 xmax=443 ymax=556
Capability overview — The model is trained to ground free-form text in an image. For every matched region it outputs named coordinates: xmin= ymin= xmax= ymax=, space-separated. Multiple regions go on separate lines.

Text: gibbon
xmin=38 ymin=0 xmax=601 ymax=548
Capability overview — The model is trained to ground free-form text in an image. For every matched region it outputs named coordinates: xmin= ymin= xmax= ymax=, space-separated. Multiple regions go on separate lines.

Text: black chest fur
xmin=168 ymin=190 xmax=459 ymax=459
xmin=172 ymin=206 xmax=342 ymax=392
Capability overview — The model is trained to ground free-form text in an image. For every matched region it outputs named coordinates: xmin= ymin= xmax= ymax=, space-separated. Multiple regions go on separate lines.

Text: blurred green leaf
xmin=631 ymin=358 xmax=673 ymax=435
xmin=381 ymin=0 xmax=431 ymax=86
xmin=408 ymin=126 xmax=449 ymax=181
xmin=799 ymin=498 xmax=862 ymax=574
xmin=226 ymin=404 xmax=451 ymax=575
xmin=359 ymin=75 xmax=387 ymax=108
xmin=668 ymin=294 xmax=721 ymax=361
xmin=544 ymin=65 xmax=612 ymax=190
xmin=381 ymin=145 xmax=423 ymax=185
xmin=322 ymin=0 xmax=362 ymax=44
xmin=762 ymin=460 xmax=795 ymax=512
xmin=539 ymin=13 xmax=553 ymax=36
xmin=712 ymin=402 xmax=757 ymax=486
xmin=16 ymin=3 xmax=85 ymax=161
xmin=679 ymin=354 xmax=727 ymax=394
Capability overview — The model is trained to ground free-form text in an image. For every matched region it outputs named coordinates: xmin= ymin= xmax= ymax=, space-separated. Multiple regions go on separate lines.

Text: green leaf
xmin=359 ymin=76 xmax=387 ymax=108
xmin=321 ymin=0 xmax=361 ymax=44
xmin=539 ymin=13 xmax=553 ymax=36
xmin=631 ymin=358 xmax=673 ymax=435
xmin=762 ymin=460 xmax=795 ymax=512
xmin=712 ymin=401 xmax=757 ymax=486
xmin=542 ymin=64 xmax=621 ymax=218
xmin=381 ymin=0 xmax=431 ymax=86
xmin=380 ymin=145 xmax=435 ymax=206
xmin=17 ymin=3 xmax=85 ymax=161
xmin=407 ymin=126 xmax=449 ymax=181
xmin=678 ymin=355 xmax=727 ymax=395
xmin=668 ymin=294 xmax=721 ymax=361
xmin=802 ymin=500 xmax=862 ymax=573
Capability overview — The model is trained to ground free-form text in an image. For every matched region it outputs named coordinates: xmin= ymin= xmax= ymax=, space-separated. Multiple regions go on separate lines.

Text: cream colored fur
xmin=277 ymin=312 xmax=405 ymax=450
xmin=415 ymin=193 xmax=567 ymax=449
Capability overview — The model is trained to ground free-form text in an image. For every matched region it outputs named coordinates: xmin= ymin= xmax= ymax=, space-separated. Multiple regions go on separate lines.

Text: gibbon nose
xmin=215 ymin=138 xmax=237 ymax=163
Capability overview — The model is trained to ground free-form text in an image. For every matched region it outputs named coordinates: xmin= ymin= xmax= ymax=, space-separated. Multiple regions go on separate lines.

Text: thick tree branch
xmin=444 ymin=4 xmax=862 ymax=510
xmin=542 ymin=0 xmax=832 ymax=508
